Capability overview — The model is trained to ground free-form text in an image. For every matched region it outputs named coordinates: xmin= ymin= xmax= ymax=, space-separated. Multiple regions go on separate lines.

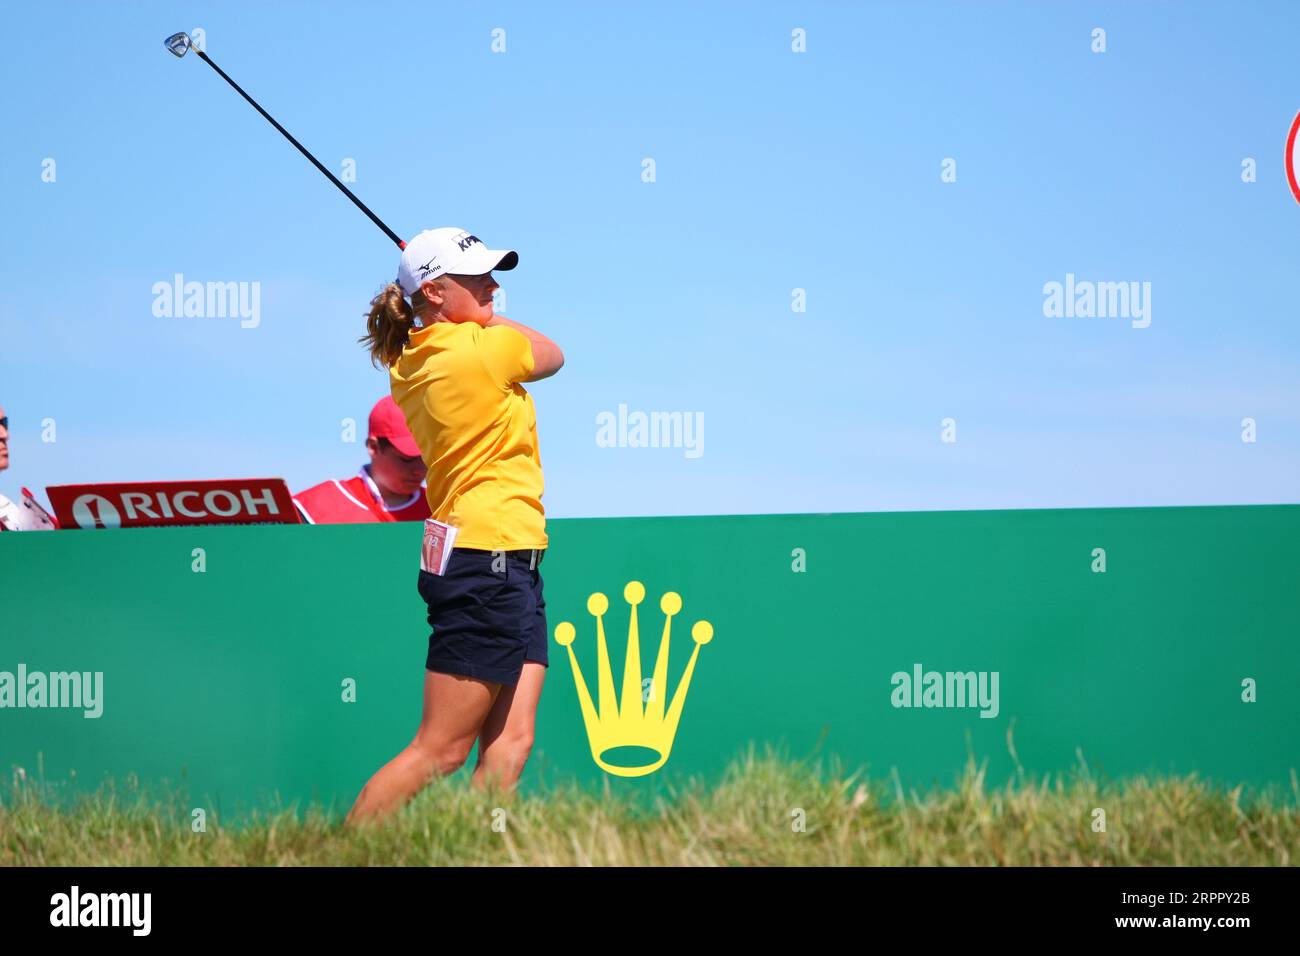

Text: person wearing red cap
xmin=291 ymin=397 xmax=431 ymax=524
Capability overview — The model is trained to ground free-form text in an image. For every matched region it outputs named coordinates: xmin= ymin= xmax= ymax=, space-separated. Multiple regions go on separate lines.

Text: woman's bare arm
xmin=485 ymin=314 xmax=565 ymax=381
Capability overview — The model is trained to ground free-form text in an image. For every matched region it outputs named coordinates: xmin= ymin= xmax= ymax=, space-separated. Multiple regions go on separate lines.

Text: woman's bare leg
xmin=472 ymin=661 xmax=546 ymax=793
xmin=345 ymin=669 xmax=500 ymax=825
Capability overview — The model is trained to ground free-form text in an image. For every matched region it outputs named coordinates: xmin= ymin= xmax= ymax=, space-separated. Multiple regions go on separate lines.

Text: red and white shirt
xmin=292 ymin=465 xmax=431 ymax=525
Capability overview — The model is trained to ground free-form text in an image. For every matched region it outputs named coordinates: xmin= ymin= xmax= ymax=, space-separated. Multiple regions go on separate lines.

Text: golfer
xmin=346 ymin=227 xmax=564 ymax=824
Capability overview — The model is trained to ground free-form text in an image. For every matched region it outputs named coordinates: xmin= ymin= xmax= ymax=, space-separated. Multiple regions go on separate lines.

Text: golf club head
xmin=164 ymin=32 xmax=192 ymax=58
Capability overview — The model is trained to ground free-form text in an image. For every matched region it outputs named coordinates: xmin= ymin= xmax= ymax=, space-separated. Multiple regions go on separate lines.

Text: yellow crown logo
xmin=554 ymin=581 xmax=714 ymax=777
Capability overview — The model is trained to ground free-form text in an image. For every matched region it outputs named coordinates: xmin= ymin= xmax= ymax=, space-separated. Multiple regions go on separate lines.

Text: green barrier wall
xmin=1 ymin=504 xmax=1296 ymax=820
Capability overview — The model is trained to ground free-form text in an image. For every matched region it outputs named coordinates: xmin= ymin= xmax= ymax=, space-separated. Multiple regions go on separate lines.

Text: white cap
xmin=396 ymin=227 xmax=518 ymax=296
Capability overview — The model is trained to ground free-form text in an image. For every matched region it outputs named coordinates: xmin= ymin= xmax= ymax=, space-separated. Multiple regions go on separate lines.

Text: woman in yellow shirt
xmin=346 ymin=227 xmax=564 ymax=824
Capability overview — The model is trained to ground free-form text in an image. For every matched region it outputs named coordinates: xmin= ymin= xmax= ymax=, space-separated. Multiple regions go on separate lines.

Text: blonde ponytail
xmin=359 ymin=283 xmax=415 ymax=368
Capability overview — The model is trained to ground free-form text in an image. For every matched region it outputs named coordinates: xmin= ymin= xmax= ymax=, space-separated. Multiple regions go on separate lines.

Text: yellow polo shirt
xmin=389 ymin=320 xmax=548 ymax=551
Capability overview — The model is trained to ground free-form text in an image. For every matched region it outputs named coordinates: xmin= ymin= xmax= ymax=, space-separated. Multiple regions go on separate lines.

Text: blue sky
xmin=1 ymin=0 xmax=1297 ymax=519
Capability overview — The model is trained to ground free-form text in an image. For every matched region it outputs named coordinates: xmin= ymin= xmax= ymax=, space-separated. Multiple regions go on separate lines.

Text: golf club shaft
xmin=194 ymin=49 xmax=405 ymax=249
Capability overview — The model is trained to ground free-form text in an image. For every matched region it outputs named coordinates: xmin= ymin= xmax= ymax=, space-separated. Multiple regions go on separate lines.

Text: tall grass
xmin=3 ymin=746 xmax=1297 ymax=866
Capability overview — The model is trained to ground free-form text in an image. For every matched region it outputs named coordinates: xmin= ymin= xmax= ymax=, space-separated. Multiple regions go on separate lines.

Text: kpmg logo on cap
xmin=457 ymin=234 xmax=482 ymax=251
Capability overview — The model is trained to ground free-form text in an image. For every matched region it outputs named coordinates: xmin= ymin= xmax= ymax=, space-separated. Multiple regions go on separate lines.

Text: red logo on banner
xmin=46 ymin=479 xmax=301 ymax=529
xmin=1287 ymin=110 xmax=1300 ymax=206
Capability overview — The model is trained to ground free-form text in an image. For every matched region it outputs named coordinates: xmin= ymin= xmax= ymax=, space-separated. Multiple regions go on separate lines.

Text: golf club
xmin=164 ymin=31 xmax=406 ymax=249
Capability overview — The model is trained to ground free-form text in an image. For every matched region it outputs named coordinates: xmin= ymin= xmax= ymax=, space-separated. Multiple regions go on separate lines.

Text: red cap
xmin=369 ymin=397 xmax=423 ymax=458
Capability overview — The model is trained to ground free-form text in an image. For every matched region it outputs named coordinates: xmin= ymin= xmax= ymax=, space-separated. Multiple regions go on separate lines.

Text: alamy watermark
xmin=1042 ymin=272 xmax=1150 ymax=328
xmin=50 ymin=886 xmax=150 ymax=935
xmin=890 ymin=663 xmax=999 ymax=719
xmin=0 ymin=664 xmax=103 ymax=718
xmin=152 ymin=273 xmax=261 ymax=328
xmin=596 ymin=403 xmax=704 ymax=459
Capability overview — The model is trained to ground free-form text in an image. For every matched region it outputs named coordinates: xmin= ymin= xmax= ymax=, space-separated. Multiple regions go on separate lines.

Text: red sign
xmin=1288 ymin=109 xmax=1300 ymax=206
xmin=46 ymin=478 xmax=301 ymax=529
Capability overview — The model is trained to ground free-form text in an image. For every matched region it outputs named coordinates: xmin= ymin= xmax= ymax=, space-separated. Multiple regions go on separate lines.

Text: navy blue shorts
xmin=418 ymin=547 xmax=548 ymax=687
